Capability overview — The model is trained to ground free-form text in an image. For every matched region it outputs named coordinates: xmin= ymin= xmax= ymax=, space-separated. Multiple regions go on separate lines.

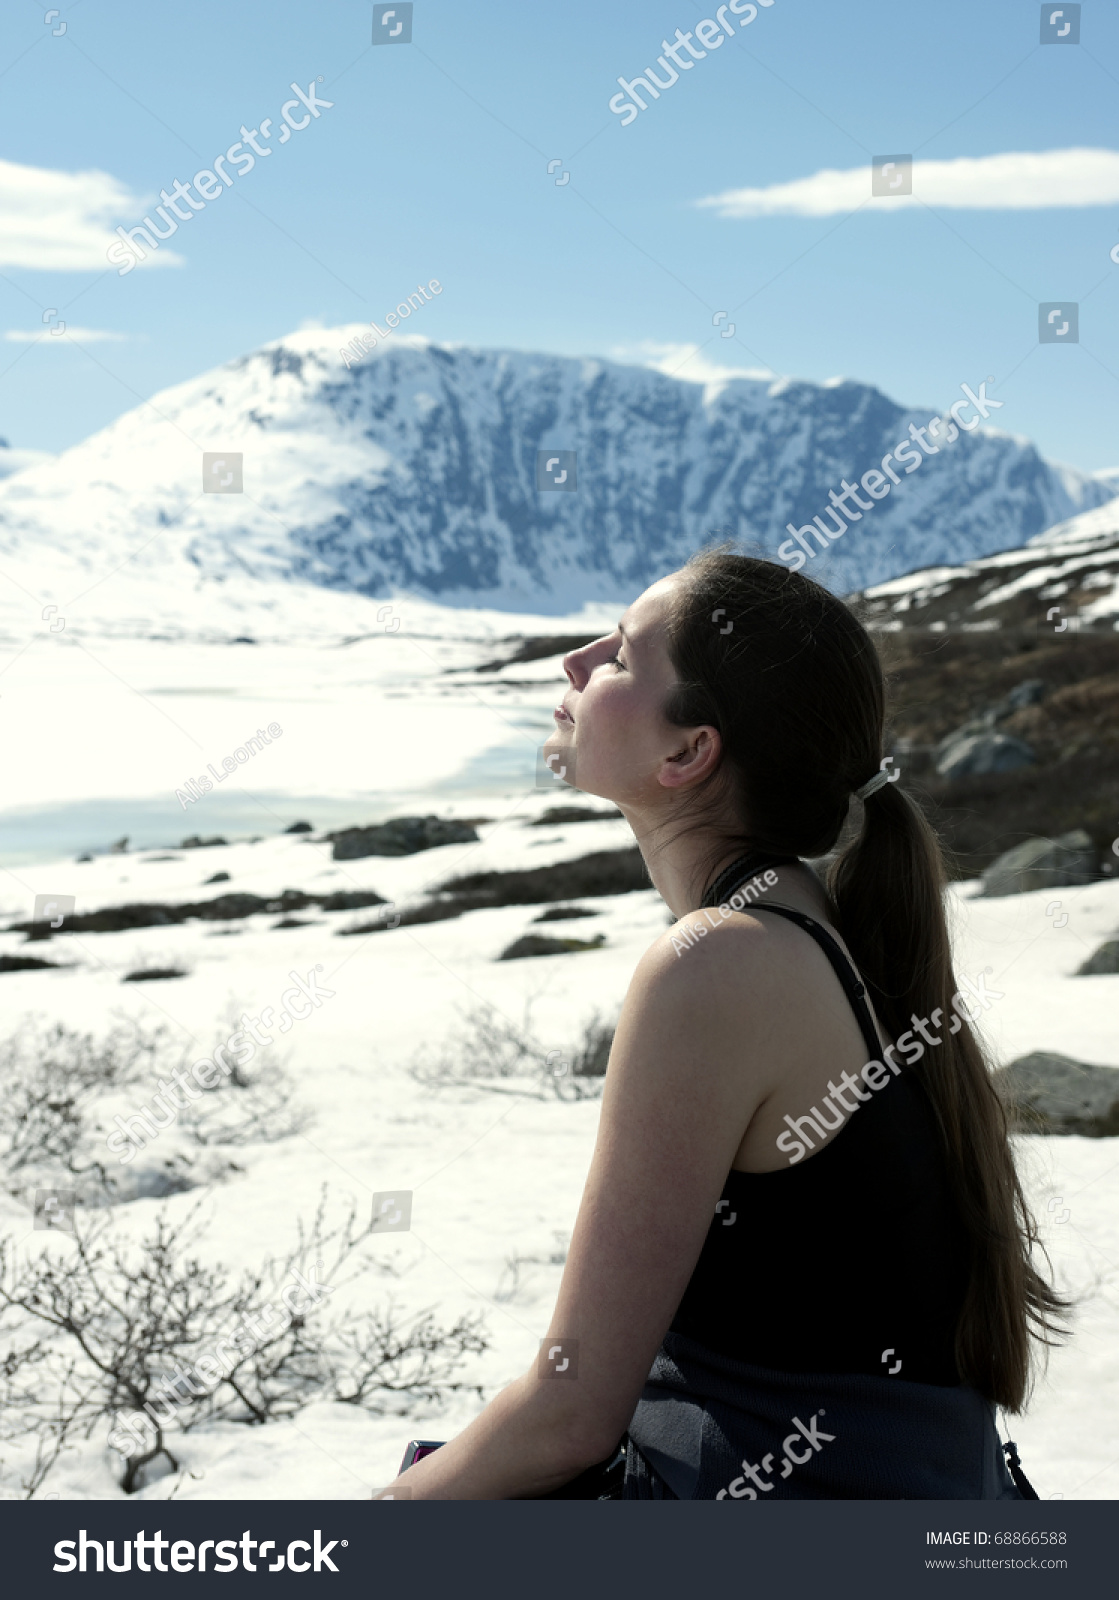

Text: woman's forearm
xmin=373 ymin=1372 xmax=613 ymax=1500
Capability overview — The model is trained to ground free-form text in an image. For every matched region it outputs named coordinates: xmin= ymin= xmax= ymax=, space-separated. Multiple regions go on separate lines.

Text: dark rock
xmin=8 ymin=883 xmax=390 ymax=937
xmin=936 ymin=731 xmax=1035 ymax=779
xmin=981 ymin=830 xmax=1098 ymax=897
xmin=1000 ymin=678 xmax=1047 ymax=714
xmin=181 ymin=835 xmax=228 ymax=849
xmin=15 ymin=902 xmax=182 ymax=934
xmin=441 ymin=848 xmax=648 ymax=908
xmin=9 ymin=892 xmax=269 ymax=935
xmin=285 ymin=821 xmax=313 ymax=833
xmin=205 ymin=871 xmax=231 ymax=883
xmin=534 ymin=906 xmax=600 ymax=922
xmin=473 ymin=635 xmax=599 ymax=673
xmin=338 ymin=902 xmax=456 ymax=936
xmin=994 ymin=1051 xmax=1119 ymax=1136
xmin=318 ymin=889 xmax=387 ymax=912
xmin=0 ymin=953 xmax=62 ymax=972
xmin=193 ymin=893 xmax=271 ymax=921
xmin=329 ymin=815 xmax=478 ymax=860
xmin=529 ymin=806 xmax=624 ymax=826
xmin=573 ymin=1024 xmax=614 ymax=1077
xmin=1077 ymin=939 xmax=1119 ymax=976
xmin=122 ymin=967 xmax=188 ymax=982
xmin=265 ymin=889 xmax=315 ymax=912
xmin=498 ymin=932 xmax=606 ymax=961
xmin=76 ymin=854 xmax=93 ymax=862
xmin=272 ymin=918 xmax=319 ymax=929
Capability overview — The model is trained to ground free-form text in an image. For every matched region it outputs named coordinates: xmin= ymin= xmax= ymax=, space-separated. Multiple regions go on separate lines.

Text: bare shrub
xmin=0 ymin=1010 xmax=311 ymax=1211
xmin=0 ymin=1017 xmax=169 ymax=1196
xmin=494 ymin=1233 xmax=570 ymax=1304
xmin=0 ymin=1190 xmax=487 ymax=1496
xmin=410 ymin=1000 xmax=613 ymax=1101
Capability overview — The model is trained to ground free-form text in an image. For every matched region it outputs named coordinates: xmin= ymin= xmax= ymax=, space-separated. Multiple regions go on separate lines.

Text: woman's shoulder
xmin=649 ymin=899 xmax=827 ymax=968
xmin=630 ymin=904 xmax=826 ymax=1021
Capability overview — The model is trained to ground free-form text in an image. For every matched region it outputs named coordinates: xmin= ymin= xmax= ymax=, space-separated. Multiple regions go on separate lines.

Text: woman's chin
xmin=540 ymin=734 xmax=577 ymax=790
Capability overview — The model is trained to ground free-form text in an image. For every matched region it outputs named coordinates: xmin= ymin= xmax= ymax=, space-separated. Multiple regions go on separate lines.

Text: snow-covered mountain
xmin=0 ymin=437 xmax=52 ymax=481
xmin=857 ymin=496 xmax=1119 ymax=632
xmin=0 ymin=327 xmax=1113 ymax=622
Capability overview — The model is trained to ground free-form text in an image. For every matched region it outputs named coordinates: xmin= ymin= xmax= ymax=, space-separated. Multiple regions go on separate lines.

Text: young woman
xmin=379 ymin=550 xmax=1066 ymax=1501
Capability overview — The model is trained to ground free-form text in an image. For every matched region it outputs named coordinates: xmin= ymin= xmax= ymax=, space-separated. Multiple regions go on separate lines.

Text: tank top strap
xmin=745 ymin=902 xmax=884 ymax=1063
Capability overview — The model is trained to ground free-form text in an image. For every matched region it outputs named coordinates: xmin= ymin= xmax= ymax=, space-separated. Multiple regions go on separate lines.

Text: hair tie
xmin=854 ymin=767 xmax=891 ymax=801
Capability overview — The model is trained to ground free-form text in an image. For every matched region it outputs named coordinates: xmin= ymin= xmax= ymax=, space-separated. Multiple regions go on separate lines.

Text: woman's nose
xmin=563 ymin=647 xmax=587 ymax=689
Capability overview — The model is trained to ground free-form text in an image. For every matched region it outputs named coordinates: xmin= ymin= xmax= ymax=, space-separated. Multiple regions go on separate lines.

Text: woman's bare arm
xmin=380 ymin=917 xmax=781 ymax=1499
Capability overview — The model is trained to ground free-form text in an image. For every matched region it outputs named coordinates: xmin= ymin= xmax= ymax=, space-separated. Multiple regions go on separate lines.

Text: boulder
xmin=529 ymin=806 xmax=624 ymax=826
xmin=981 ymin=829 xmax=1098 ymax=897
xmin=999 ymin=678 xmax=1047 ymax=714
xmin=1077 ymin=939 xmax=1119 ymax=976
xmin=936 ymin=731 xmax=1035 ymax=780
xmin=994 ymin=1051 xmax=1119 ymax=1136
xmin=498 ymin=932 xmax=606 ymax=961
xmin=330 ymin=815 xmax=478 ymax=860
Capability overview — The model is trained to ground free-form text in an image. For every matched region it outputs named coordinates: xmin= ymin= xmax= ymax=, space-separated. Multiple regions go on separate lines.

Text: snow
xmin=0 ymin=329 xmax=1112 ymax=624
xmin=0 ymin=588 xmax=1116 ymax=1502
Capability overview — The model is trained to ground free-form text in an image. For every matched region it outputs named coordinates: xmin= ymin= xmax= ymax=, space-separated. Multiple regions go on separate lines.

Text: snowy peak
xmin=0 ymin=331 xmax=1113 ymax=620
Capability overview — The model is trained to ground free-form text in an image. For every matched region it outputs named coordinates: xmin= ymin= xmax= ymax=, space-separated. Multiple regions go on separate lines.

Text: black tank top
xmin=669 ymin=870 xmax=970 ymax=1387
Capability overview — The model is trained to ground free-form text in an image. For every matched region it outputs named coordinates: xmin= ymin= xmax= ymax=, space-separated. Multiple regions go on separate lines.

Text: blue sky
xmin=2 ymin=0 xmax=1118 ymax=468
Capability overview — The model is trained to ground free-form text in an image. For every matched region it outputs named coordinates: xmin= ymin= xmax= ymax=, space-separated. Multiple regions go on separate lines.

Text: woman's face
xmin=544 ymin=573 xmax=716 ymax=808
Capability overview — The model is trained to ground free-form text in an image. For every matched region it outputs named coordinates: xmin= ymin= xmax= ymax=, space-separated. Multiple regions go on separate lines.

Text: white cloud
xmin=0 ymin=156 xmax=183 ymax=270
xmin=697 ymin=148 xmax=1119 ymax=218
xmin=4 ymin=327 xmax=130 ymax=343
xmin=610 ymin=341 xmax=774 ymax=384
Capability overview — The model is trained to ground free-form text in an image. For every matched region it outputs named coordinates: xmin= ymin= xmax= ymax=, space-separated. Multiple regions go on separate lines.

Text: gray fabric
xmin=623 ymin=1330 xmax=1024 ymax=1500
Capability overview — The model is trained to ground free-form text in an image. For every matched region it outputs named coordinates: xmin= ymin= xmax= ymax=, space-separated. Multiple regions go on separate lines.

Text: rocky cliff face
xmin=0 ymin=329 xmax=1112 ymax=616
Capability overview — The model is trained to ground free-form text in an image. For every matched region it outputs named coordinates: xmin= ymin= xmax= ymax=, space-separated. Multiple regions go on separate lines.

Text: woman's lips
xmin=554 ymin=704 xmax=573 ymax=724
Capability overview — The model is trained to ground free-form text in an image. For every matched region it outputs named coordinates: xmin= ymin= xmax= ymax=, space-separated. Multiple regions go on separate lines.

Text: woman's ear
xmin=657 ymin=726 xmax=721 ymax=790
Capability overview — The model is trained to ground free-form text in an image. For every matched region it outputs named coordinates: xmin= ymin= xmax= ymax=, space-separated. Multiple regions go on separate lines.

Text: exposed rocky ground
xmin=865 ymin=628 xmax=1119 ymax=881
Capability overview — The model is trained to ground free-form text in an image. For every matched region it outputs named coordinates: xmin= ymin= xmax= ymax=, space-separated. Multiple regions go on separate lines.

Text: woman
xmin=379 ymin=549 xmax=1066 ymax=1500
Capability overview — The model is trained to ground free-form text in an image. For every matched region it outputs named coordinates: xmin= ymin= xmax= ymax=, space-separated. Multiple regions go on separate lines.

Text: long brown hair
xmin=662 ymin=547 xmax=1068 ymax=1411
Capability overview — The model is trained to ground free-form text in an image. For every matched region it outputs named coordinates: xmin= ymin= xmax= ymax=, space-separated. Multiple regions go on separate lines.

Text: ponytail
xmin=665 ymin=547 xmax=1070 ymax=1411
xmin=831 ymin=784 xmax=1069 ymax=1409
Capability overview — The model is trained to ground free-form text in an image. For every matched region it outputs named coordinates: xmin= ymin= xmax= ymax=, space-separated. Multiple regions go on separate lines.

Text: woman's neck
xmin=617 ymin=808 xmax=757 ymax=919
xmin=617 ymin=803 xmax=826 ymax=923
